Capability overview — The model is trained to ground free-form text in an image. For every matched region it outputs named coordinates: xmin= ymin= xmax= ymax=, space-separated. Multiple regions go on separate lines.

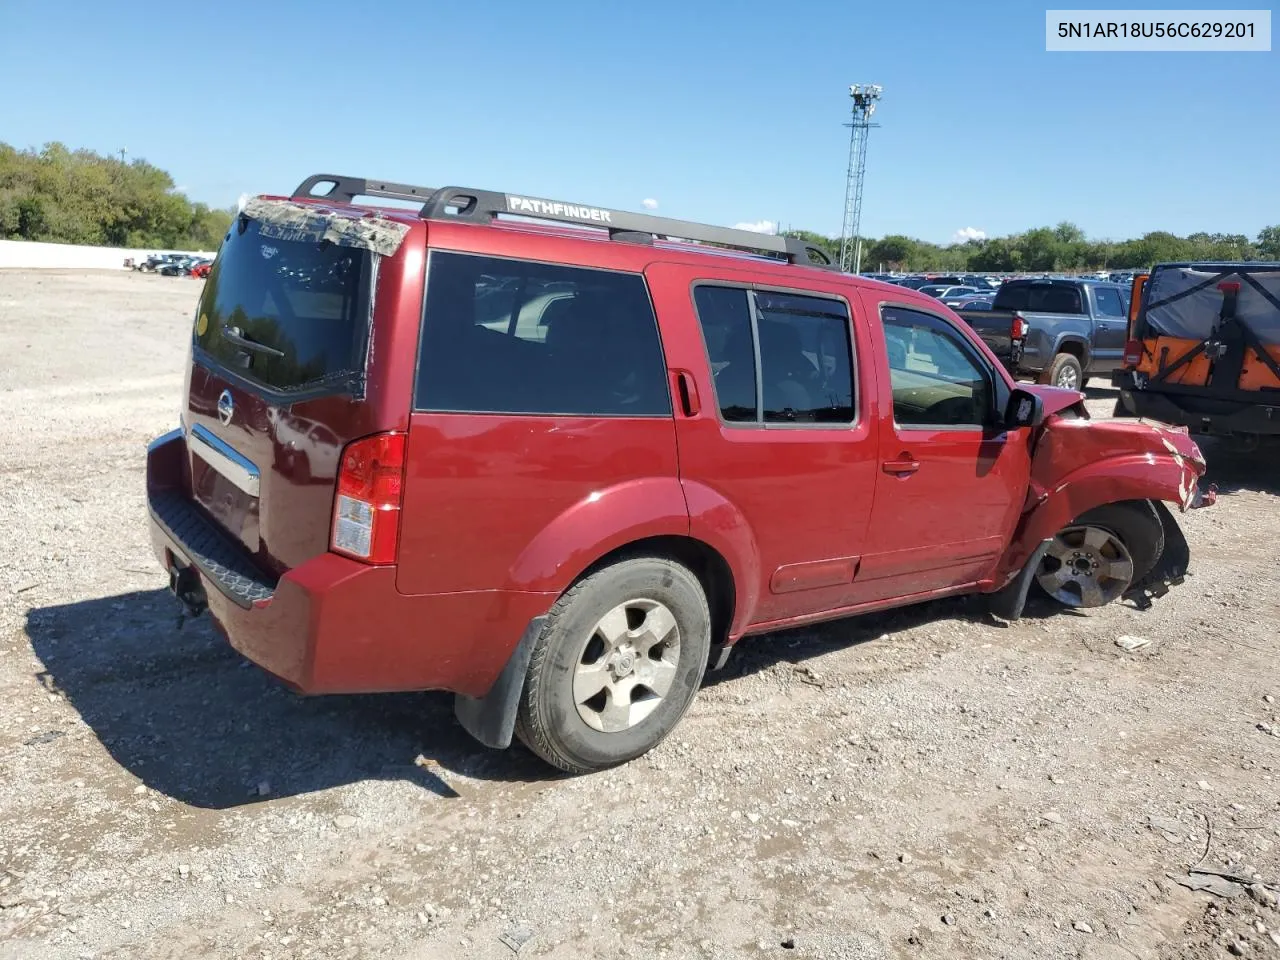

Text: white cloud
xmin=952 ymin=226 xmax=986 ymax=244
xmin=642 ymin=198 xmax=659 ymax=210
xmin=732 ymin=220 xmax=778 ymax=234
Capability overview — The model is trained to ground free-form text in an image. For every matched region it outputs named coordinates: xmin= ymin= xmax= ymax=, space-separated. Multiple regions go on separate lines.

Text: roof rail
xmin=293 ymin=174 xmax=438 ymax=207
xmin=291 ymin=174 xmax=834 ymax=269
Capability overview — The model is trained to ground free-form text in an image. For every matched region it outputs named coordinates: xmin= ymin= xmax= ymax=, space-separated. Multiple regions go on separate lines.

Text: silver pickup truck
xmin=955 ymin=278 xmax=1133 ymax=389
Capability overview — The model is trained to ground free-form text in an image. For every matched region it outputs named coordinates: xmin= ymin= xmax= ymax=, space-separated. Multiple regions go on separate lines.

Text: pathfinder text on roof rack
xmin=507 ymin=196 xmax=613 ymax=224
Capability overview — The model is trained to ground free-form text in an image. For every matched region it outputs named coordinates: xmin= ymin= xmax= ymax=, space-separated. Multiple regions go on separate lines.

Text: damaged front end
xmin=988 ymin=403 xmax=1215 ymax=619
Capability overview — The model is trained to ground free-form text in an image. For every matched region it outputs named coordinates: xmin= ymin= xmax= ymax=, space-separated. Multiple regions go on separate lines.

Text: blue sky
xmin=1 ymin=0 xmax=1276 ymax=244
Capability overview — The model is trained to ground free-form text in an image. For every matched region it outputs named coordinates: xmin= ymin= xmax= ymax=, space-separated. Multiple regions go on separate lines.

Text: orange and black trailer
xmin=1113 ymin=261 xmax=1280 ymax=444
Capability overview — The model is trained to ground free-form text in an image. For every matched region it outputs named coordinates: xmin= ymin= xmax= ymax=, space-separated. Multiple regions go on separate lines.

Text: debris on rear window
xmin=243 ymin=198 xmax=410 ymax=256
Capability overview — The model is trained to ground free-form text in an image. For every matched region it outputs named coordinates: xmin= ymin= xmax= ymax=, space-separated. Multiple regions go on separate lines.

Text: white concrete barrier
xmin=0 ymin=239 xmax=214 ymax=270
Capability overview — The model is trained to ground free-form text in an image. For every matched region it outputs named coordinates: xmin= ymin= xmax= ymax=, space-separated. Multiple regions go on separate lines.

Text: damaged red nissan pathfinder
xmin=146 ymin=175 xmax=1215 ymax=773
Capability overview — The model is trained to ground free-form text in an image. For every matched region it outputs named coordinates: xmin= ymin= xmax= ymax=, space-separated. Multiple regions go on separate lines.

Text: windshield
xmin=193 ymin=219 xmax=373 ymax=393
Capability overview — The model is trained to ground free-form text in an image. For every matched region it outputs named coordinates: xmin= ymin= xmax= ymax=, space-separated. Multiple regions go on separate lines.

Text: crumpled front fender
xmin=993 ymin=416 xmax=1208 ymax=583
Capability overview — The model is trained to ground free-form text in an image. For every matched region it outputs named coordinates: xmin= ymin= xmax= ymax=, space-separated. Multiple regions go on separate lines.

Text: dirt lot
xmin=0 ymin=268 xmax=1277 ymax=960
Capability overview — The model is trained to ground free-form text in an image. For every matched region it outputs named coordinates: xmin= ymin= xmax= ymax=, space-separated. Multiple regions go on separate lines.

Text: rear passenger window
xmin=693 ymin=285 xmax=854 ymax=425
xmin=416 ymin=253 xmax=670 ymax=416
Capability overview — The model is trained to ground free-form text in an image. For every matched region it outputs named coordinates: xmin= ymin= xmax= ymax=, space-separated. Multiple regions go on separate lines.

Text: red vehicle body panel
xmin=146 ymin=195 xmax=1210 ymax=703
xmin=396 ymin=416 xmax=685 ymax=595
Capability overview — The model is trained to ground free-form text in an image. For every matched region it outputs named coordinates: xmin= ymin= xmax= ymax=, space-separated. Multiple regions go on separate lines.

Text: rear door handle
xmin=882 ymin=456 xmax=920 ymax=475
xmin=673 ymin=370 xmax=700 ymax=417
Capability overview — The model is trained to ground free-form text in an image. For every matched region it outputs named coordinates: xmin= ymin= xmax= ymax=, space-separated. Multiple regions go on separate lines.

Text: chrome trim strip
xmin=188 ymin=424 xmax=261 ymax=498
xmin=147 ymin=427 xmax=184 ymax=453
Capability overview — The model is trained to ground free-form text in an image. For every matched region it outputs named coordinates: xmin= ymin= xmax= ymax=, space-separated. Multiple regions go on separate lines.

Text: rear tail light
xmin=1122 ymin=339 xmax=1144 ymax=368
xmin=331 ymin=432 xmax=406 ymax=565
xmin=1010 ymin=312 xmax=1030 ymax=340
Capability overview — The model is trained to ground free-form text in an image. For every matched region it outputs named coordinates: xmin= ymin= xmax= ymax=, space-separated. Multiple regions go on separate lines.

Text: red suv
xmin=146 ymin=174 xmax=1214 ymax=773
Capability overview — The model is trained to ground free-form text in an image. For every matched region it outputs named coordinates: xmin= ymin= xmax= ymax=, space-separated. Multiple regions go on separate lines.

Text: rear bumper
xmin=1112 ymin=373 xmax=1280 ymax=438
xmin=146 ymin=431 xmax=554 ymax=698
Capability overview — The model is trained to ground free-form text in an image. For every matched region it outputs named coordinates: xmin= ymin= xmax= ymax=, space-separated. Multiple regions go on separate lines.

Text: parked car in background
xmin=190 ymin=259 xmax=213 ymax=278
xmin=895 ymin=276 xmax=933 ymax=290
xmin=145 ymin=174 xmax=1211 ymax=773
xmin=921 ymin=284 xmax=981 ymax=301
xmin=917 ymin=284 xmax=953 ymax=298
xmin=944 ymin=291 xmax=993 ymax=309
xmin=955 ymin=277 xmax=1133 ymax=389
xmin=136 ymin=255 xmax=171 ymax=273
xmin=1114 ymin=261 xmax=1280 ymax=447
xmin=157 ymin=257 xmax=196 ymax=276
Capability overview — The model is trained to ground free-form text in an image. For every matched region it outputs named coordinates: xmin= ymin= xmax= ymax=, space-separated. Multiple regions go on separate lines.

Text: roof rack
xmin=291 ymin=174 xmax=834 ymax=269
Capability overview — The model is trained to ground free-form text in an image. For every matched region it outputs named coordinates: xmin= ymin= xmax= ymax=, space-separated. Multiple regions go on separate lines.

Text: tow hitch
xmin=168 ymin=560 xmax=207 ymax=628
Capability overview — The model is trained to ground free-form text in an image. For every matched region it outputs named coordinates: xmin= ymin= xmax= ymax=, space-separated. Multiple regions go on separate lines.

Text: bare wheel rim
xmin=1036 ymin=524 xmax=1135 ymax=608
xmin=1056 ymin=364 xmax=1080 ymax=389
xmin=573 ymin=598 xmax=682 ymax=734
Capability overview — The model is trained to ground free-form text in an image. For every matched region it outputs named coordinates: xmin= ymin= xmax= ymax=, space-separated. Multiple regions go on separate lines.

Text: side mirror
xmin=1005 ymin=388 xmax=1045 ymax=429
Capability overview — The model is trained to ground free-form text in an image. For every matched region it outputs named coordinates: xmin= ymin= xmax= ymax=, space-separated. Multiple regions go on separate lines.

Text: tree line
xmin=4 ymin=140 xmax=1278 ymax=269
xmin=787 ymin=221 xmax=1280 ymax=273
xmin=0 ymin=142 xmax=233 ymax=251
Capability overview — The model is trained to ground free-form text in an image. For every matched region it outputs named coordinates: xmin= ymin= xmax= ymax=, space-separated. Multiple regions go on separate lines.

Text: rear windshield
xmin=193 ymin=219 xmax=372 ymax=392
xmin=992 ymin=282 xmax=1083 ymax=314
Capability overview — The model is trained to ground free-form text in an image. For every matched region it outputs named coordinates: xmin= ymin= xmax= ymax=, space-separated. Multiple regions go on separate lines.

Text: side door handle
xmin=672 ymin=370 xmax=701 ymax=417
xmin=882 ymin=455 xmax=920 ymax=475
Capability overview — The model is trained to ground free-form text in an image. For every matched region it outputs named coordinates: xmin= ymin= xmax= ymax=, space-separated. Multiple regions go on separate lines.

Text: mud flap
xmin=1121 ymin=501 xmax=1190 ymax=610
xmin=453 ymin=615 xmax=547 ymax=750
xmin=986 ymin=537 xmax=1055 ymax=621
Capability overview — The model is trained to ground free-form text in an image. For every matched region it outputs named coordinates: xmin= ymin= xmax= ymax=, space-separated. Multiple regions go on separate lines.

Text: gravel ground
xmin=1 ymin=269 xmax=1277 ymax=960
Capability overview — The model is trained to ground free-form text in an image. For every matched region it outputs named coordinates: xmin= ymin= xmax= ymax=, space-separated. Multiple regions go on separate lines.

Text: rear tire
xmin=515 ymin=557 xmax=711 ymax=774
xmin=1043 ymin=353 xmax=1084 ymax=391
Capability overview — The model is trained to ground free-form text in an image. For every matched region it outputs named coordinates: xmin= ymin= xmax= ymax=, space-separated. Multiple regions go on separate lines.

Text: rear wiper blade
xmin=221 ymin=326 xmax=285 ymax=358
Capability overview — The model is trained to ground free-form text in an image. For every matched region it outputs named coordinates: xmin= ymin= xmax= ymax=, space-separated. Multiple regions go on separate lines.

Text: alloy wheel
xmin=573 ymin=599 xmax=682 ymax=733
xmin=1036 ymin=525 xmax=1134 ymax=607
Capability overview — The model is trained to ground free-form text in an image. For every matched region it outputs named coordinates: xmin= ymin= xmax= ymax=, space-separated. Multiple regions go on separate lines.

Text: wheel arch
xmin=994 ymin=455 xmax=1195 ymax=583
xmin=1052 ymin=335 xmax=1091 ymax=366
xmin=566 ymin=535 xmax=738 ymax=652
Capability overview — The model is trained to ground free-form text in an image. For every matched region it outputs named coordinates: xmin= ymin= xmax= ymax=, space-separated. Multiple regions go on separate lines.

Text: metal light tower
xmin=838 ymin=84 xmax=882 ymax=274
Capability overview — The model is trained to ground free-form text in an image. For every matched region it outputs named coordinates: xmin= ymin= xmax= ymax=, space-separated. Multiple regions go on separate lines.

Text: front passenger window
xmin=881 ymin=307 xmax=993 ymax=428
